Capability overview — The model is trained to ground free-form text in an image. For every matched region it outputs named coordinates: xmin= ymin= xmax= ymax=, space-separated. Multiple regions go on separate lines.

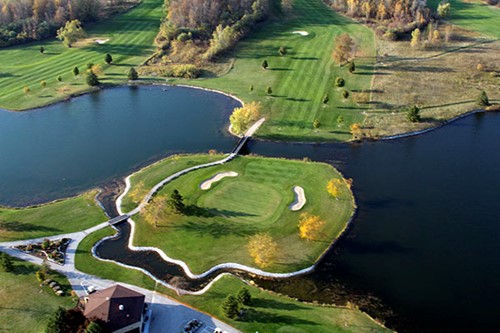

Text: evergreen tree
xmin=86 ymin=70 xmax=100 ymax=86
xmin=477 ymin=90 xmax=490 ymax=107
xmin=128 ymin=67 xmax=139 ymax=81
xmin=221 ymin=295 xmax=239 ymax=319
xmin=406 ymin=105 xmax=421 ymax=122
xmin=167 ymin=189 xmax=185 ymax=214
xmin=73 ymin=66 xmax=80 ymax=76
xmin=57 ymin=76 xmax=63 ymax=82
xmin=266 ymin=86 xmax=273 ymax=95
xmin=261 ymin=60 xmax=268 ymax=70
xmin=237 ymin=288 xmax=252 ymax=306
xmin=104 ymin=53 xmax=113 ymax=64
xmin=322 ymin=94 xmax=329 ymax=104
xmin=1 ymin=252 xmax=14 ymax=272
xmin=40 ymin=46 xmax=45 ymax=54
xmin=348 ymin=61 xmax=355 ymax=73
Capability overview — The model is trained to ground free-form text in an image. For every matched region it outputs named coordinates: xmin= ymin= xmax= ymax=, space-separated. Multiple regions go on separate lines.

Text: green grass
xmin=0 ymin=257 xmax=76 ymax=333
xmin=121 ymin=154 xmax=224 ymax=213
xmin=0 ymin=0 xmax=164 ymax=111
xmin=173 ymin=0 xmax=376 ymax=142
xmin=132 ymin=155 xmax=355 ymax=273
xmin=0 ymin=190 xmax=107 ymax=242
xmin=74 ymin=232 xmax=390 ymax=333
xmin=427 ymin=0 xmax=500 ymax=38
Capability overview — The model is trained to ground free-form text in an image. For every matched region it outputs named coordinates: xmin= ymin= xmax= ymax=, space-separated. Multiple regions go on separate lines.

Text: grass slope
xmin=131 ymin=155 xmax=355 ymax=273
xmin=0 ymin=190 xmax=107 ymax=242
xmin=75 ymin=231 xmax=391 ymax=333
xmin=173 ymin=0 xmax=376 ymax=142
xmin=0 ymin=0 xmax=163 ymax=111
xmin=0 ymin=257 xmax=76 ymax=333
xmin=121 ymin=154 xmax=224 ymax=213
xmin=427 ymin=0 xmax=500 ymax=38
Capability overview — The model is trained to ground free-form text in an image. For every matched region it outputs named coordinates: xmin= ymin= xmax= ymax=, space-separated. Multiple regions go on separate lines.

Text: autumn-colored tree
xmin=229 ymin=101 xmax=261 ymax=135
xmin=56 ymin=19 xmax=85 ymax=47
xmin=411 ymin=28 xmax=421 ymax=48
xmin=350 ymin=123 xmax=362 ymax=139
xmin=91 ymin=64 xmax=103 ymax=76
xmin=298 ymin=212 xmax=325 ymax=240
xmin=142 ymin=198 xmax=166 ymax=227
xmin=23 ymin=86 xmax=31 ymax=94
xmin=332 ymin=33 xmax=355 ymax=65
xmin=326 ymin=178 xmax=343 ymax=199
xmin=247 ymin=233 xmax=277 ymax=268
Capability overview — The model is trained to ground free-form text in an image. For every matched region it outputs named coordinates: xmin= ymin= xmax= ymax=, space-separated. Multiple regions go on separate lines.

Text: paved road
xmin=0 ymin=229 xmax=239 ymax=333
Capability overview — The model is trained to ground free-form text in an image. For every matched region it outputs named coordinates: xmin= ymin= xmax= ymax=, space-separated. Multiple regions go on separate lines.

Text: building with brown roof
xmin=80 ymin=284 xmax=146 ymax=333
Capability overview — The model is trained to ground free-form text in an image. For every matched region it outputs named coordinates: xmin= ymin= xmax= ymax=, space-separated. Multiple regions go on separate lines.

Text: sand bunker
xmin=200 ymin=172 xmax=238 ymax=190
xmin=289 ymin=186 xmax=306 ymax=211
xmin=94 ymin=39 xmax=110 ymax=44
xmin=292 ymin=31 xmax=309 ymax=36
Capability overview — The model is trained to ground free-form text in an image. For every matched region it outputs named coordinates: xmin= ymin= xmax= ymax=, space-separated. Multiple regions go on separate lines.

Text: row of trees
xmin=0 ymin=0 xmax=104 ymax=47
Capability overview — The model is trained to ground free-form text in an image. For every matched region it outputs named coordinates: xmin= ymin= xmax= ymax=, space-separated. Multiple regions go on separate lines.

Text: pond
xmin=1 ymin=85 xmax=499 ymax=332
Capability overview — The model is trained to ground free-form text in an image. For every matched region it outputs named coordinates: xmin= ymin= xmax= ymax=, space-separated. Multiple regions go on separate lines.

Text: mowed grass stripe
xmin=0 ymin=0 xmax=163 ymax=110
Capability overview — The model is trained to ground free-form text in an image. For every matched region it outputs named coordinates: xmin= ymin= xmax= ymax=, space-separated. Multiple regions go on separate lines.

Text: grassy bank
xmin=130 ymin=155 xmax=355 ymax=273
xmin=0 ymin=190 xmax=107 ymax=242
xmin=157 ymin=0 xmax=376 ymax=142
xmin=0 ymin=0 xmax=163 ymax=111
xmin=120 ymin=154 xmax=224 ymax=213
xmin=427 ymin=0 xmax=500 ymax=38
xmin=75 ymin=230 xmax=391 ymax=333
xmin=0 ymin=257 xmax=76 ymax=333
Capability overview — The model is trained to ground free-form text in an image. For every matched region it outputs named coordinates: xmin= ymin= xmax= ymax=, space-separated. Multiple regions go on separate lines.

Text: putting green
xmin=131 ymin=155 xmax=355 ymax=273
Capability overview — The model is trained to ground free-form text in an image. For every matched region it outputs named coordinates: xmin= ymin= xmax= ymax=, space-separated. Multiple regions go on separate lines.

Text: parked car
xmin=183 ymin=319 xmax=202 ymax=333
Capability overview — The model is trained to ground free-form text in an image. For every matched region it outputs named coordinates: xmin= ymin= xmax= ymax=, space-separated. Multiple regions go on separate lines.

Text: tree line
xmin=0 ymin=0 xmax=133 ymax=47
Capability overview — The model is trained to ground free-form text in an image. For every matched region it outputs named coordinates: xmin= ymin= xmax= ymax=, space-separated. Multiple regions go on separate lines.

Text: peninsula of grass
xmin=0 ymin=190 xmax=107 ymax=242
xmin=0 ymin=257 xmax=75 ymax=333
xmin=0 ymin=0 xmax=163 ymax=111
xmin=120 ymin=154 xmax=224 ymax=213
xmin=75 ymin=231 xmax=390 ymax=333
xmin=170 ymin=0 xmax=376 ymax=142
xmin=129 ymin=155 xmax=355 ymax=273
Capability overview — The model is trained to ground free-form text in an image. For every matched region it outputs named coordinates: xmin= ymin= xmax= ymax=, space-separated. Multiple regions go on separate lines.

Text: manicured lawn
xmin=427 ymin=0 xmax=500 ymax=38
xmin=0 ymin=0 xmax=163 ymax=111
xmin=132 ymin=155 xmax=355 ymax=273
xmin=0 ymin=190 xmax=107 ymax=242
xmin=75 ymin=232 xmax=390 ymax=333
xmin=120 ymin=154 xmax=224 ymax=213
xmin=0 ymin=257 xmax=76 ymax=333
xmin=174 ymin=0 xmax=376 ymax=142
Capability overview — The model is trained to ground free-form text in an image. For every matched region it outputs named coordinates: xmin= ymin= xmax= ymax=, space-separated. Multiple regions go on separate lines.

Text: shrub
xmin=279 ymin=46 xmax=287 ymax=56
xmin=23 ymin=86 xmax=30 ymax=94
xmin=322 ymin=94 xmax=329 ymax=104
xmin=176 ymin=32 xmax=191 ymax=42
xmin=348 ymin=61 xmax=355 ymax=73
xmin=342 ymin=90 xmax=349 ymax=98
xmin=337 ymin=115 xmax=344 ymax=124
xmin=262 ymin=60 xmax=268 ymax=70
xmin=128 ymin=67 xmax=139 ymax=80
xmin=438 ymin=2 xmax=451 ymax=18
xmin=57 ymin=76 xmax=63 ymax=82
xmin=335 ymin=77 xmax=345 ymax=87
xmin=313 ymin=119 xmax=321 ymax=128
xmin=40 ymin=80 xmax=47 ymax=88
xmin=266 ymin=86 xmax=273 ymax=95
xmin=85 ymin=70 xmax=100 ymax=86
xmin=171 ymin=64 xmax=201 ymax=78
xmin=73 ymin=67 xmax=79 ymax=76
xmin=406 ymin=105 xmax=421 ymax=122
xmin=477 ymin=91 xmax=490 ymax=107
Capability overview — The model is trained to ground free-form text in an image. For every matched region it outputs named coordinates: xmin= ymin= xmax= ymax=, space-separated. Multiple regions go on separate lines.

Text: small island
xmin=122 ymin=154 xmax=355 ymax=273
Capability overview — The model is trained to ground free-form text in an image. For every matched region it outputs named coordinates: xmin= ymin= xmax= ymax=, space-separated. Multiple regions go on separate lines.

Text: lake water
xmin=1 ymin=86 xmax=499 ymax=332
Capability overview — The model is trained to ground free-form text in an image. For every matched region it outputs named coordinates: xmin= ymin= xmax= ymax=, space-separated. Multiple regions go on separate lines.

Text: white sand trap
xmin=289 ymin=186 xmax=306 ymax=211
xmin=292 ymin=31 xmax=309 ymax=36
xmin=94 ymin=38 xmax=110 ymax=44
xmin=200 ymin=172 xmax=238 ymax=190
